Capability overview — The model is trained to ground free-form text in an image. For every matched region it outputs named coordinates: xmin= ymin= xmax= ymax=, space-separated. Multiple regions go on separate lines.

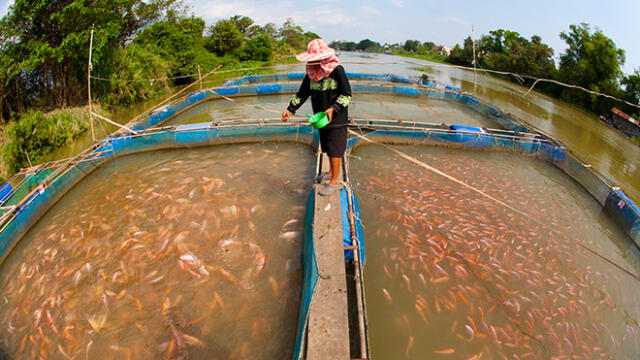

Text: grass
xmin=392 ymin=50 xmax=448 ymax=64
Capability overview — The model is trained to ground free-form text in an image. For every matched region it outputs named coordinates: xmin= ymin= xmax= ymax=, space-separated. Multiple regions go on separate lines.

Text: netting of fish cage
xmin=349 ymin=141 xmax=640 ymax=359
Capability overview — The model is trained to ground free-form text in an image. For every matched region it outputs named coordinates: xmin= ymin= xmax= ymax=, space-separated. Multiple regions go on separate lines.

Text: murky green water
xmin=0 ymin=142 xmax=313 ymax=359
xmin=339 ymin=52 xmax=640 ymax=203
xmin=351 ymin=144 xmax=640 ymax=359
xmin=164 ymin=93 xmax=502 ymax=129
xmin=46 ymin=53 xmax=639 ymax=203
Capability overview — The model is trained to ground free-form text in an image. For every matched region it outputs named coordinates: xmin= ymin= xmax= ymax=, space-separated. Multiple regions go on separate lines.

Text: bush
xmin=240 ymin=34 xmax=273 ymax=61
xmin=103 ymin=44 xmax=171 ymax=107
xmin=3 ymin=110 xmax=88 ymax=173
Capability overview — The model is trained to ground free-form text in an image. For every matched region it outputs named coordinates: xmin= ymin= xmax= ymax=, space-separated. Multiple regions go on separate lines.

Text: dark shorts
xmin=319 ymin=125 xmax=347 ymax=158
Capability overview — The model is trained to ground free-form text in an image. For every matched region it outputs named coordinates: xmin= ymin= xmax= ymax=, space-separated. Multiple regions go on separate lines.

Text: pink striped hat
xmin=296 ymin=39 xmax=336 ymax=62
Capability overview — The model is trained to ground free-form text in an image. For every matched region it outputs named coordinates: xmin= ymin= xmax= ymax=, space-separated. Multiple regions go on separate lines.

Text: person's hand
xmin=281 ymin=109 xmax=291 ymax=122
xmin=324 ymin=107 xmax=334 ymax=122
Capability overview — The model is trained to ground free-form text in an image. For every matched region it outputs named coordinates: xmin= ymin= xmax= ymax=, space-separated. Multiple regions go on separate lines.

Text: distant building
xmin=431 ymin=46 xmax=452 ymax=56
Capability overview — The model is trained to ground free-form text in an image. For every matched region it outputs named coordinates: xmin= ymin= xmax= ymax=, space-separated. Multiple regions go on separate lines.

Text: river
xmin=46 ymin=52 xmax=640 ymax=204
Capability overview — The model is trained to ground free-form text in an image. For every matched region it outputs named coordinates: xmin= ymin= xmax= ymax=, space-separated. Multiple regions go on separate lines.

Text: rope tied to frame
xmin=347 ymin=129 xmax=640 ymax=283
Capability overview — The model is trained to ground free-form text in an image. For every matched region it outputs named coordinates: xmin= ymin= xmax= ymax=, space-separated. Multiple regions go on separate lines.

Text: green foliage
xmin=240 ymin=34 xmax=273 ymax=62
xmin=102 ymin=43 xmax=171 ymax=107
xmin=329 ymin=41 xmax=358 ymax=51
xmin=0 ymin=0 xmax=179 ymax=121
xmin=479 ymin=30 xmax=556 ymax=79
xmin=557 ymin=23 xmax=626 ymax=114
xmin=447 ymin=37 xmax=474 ymax=66
xmin=356 ymin=39 xmax=381 ymax=52
xmin=205 ymin=19 xmax=243 ymax=56
xmin=3 ymin=109 xmax=88 ymax=173
xmin=622 ymin=70 xmax=640 ymax=104
xmin=403 ymin=40 xmax=420 ymax=52
xmin=621 ymin=70 xmax=640 ymax=116
xmin=230 ymin=15 xmax=255 ymax=35
xmin=279 ymin=18 xmax=318 ymax=50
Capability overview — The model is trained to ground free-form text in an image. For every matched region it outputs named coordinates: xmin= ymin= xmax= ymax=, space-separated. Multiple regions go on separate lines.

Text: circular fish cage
xmin=0 ymin=73 xmax=638 ymax=359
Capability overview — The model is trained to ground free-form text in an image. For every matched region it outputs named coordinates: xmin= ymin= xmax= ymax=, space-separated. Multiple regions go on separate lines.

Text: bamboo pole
xmin=342 ymin=156 xmax=369 ymax=359
xmin=87 ymin=25 xmax=96 ymax=141
xmin=472 ymin=24 xmax=478 ymax=94
xmin=123 ymin=64 xmax=223 ymax=131
xmin=90 ymin=112 xmax=137 ymax=134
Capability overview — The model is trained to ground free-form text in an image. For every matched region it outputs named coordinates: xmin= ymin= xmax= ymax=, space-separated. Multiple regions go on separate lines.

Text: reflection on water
xmin=44 ymin=52 xmax=639 ymax=203
xmin=166 ymin=93 xmax=502 ymax=129
xmin=351 ymin=144 xmax=640 ymax=359
xmin=341 ymin=52 xmax=640 ymax=203
xmin=0 ymin=142 xmax=313 ymax=359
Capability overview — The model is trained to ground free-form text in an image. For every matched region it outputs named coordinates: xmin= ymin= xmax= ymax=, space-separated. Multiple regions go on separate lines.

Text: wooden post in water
xmin=87 ymin=25 xmax=96 ymax=142
xmin=472 ymin=24 xmax=478 ymax=94
xmin=198 ymin=65 xmax=203 ymax=91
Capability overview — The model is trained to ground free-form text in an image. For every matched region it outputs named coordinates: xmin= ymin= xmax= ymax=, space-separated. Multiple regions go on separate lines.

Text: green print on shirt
xmin=310 ymin=78 xmax=338 ymax=91
xmin=336 ymin=95 xmax=351 ymax=107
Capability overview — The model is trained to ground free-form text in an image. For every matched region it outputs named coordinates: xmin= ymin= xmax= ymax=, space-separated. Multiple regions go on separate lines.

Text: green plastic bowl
xmin=307 ymin=112 xmax=329 ymax=129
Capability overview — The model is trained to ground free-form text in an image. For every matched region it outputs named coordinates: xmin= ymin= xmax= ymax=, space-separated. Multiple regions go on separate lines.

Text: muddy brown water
xmin=46 ymin=53 xmax=639 ymax=203
xmin=0 ymin=142 xmax=313 ymax=359
xmin=165 ymin=93 xmax=502 ymax=129
xmin=16 ymin=52 xmax=640 ymax=359
xmin=351 ymin=144 xmax=640 ymax=359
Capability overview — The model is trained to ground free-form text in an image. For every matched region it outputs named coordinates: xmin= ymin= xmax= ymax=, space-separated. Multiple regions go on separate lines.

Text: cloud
xmin=390 ymin=0 xmax=404 ymax=7
xmin=439 ymin=16 xmax=470 ymax=26
xmin=0 ymin=0 xmax=14 ymax=19
xmin=360 ymin=5 xmax=382 ymax=15
xmin=187 ymin=0 xmax=356 ymax=30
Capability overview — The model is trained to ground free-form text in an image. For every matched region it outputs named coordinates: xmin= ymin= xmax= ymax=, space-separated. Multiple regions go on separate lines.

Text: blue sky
xmin=1 ymin=0 xmax=638 ymax=74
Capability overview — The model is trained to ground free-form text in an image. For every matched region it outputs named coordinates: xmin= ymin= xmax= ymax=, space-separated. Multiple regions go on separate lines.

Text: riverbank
xmin=0 ymin=58 xmax=297 ymax=183
xmin=391 ymin=50 xmax=448 ymax=64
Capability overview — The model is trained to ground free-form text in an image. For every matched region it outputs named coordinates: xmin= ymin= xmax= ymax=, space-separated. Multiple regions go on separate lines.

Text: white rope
xmin=87 ymin=58 xmax=638 ymax=110
xmin=91 ymin=112 xmax=138 ymax=134
xmin=348 ymin=128 xmax=640 ymax=282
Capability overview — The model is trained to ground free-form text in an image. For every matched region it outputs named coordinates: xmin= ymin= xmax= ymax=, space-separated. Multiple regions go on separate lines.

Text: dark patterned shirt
xmin=287 ymin=65 xmax=352 ymax=127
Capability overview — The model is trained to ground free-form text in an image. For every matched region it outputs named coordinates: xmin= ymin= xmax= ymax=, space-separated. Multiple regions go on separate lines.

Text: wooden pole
xmin=122 ymin=64 xmax=222 ymax=131
xmin=90 ymin=112 xmax=138 ymax=134
xmin=197 ymin=65 xmax=203 ymax=91
xmin=87 ymin=25 xmax=96 ymax=141
xmin=472 ymin=24 xmax=478 ymax=94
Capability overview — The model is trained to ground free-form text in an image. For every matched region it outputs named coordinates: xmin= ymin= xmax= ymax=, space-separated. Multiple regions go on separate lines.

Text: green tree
xmin=135 ymin=15 xmax=216 ymax=78
xmin=557 ymin=23 xmax=625 ymax=113
xmin=330 ymin=41 xmax=358 ymax=51
xmin=263 ymin=22 xmax=278 ymax=39
xmin=622 ymin=70 xmax=640 ymax=117
xmin=356 ymin=39 xmax=381 ymax=52
xmin=240 ymin=34 xmax=273 ymax=61
xmin=0 ymin=0 xmax=178 ymax=122
xmin=422 ymin=41 xmax=436 ymax=50
xmin=447 ymin=37 xmax=474 ymax=67
xmin=230 ymin=15 xmax=254 ymax=35
xmin=205 ymin=19 xmax=243 ymax=56
xmin=479 ymin=30 xmax=555 ymax=79
xmin=403 ymin=40 xmax=420 ymax=52
xmin=279 ymin=18 xmax=307 ymax=49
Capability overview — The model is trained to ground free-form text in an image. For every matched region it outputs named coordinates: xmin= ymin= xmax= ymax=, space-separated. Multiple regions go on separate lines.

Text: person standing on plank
xmin=281 ymin=38 xmax=352 ymax=196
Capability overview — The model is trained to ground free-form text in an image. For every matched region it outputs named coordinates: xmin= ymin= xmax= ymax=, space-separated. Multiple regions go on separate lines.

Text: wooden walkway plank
xmin=306 ymin=181 xmax=350 ymax=360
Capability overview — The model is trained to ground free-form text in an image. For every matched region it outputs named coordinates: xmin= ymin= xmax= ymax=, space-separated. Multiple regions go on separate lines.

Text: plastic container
xmin=307 ymin=112 xmax=329 ymax=129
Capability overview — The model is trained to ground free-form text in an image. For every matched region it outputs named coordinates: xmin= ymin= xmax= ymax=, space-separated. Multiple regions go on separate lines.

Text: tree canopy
xmin=556 ymin=23 xmax=626 ymax=114
xmin=0 ymin=2 xmax=321 ymax=121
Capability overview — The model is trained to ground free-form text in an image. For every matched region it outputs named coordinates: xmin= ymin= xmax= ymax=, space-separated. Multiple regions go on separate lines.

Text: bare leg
xmin=328 ymin=157 xmax=341 ymax=186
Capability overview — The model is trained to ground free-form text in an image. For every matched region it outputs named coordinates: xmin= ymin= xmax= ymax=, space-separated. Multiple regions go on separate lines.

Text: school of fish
xmin=0 ymin=142 xmax=314 ymax=360
xmin=352 ymin=144 xmax=640 ymax=360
